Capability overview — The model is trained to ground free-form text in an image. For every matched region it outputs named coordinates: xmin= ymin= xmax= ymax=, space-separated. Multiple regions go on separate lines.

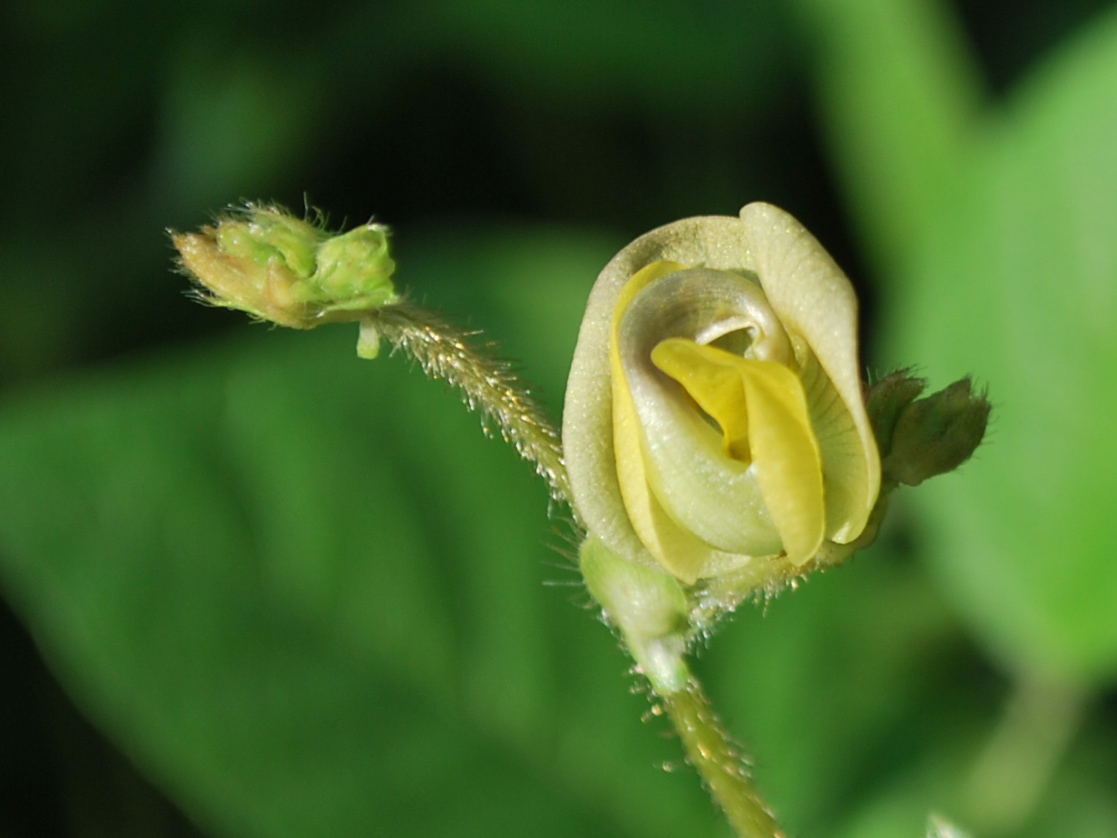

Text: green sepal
xmin=867 ymin=368 xmax=928 ymax=458
xmin=580 ymin=536 xmax=690 ymax=694
xmin=214 ymin=207 xmax=323 ymax=280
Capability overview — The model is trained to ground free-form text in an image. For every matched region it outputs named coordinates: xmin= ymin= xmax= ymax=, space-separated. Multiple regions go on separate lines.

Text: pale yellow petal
xmin=652 ymin=339 xmax=825 ymax=566
xmin=648 ymin=338 xmax=752 ymax=463
xmin=614 ymin=271 xmax=784 ymax=567
xmin=608 ymin=261 xmax=717 ymax=582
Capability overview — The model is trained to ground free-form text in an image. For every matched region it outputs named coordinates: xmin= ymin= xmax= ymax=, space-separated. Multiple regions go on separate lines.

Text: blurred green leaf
xmin=829 ymin=713 xmax=1117 ymax=838
xmin=160 ymin=44 xmax=325 ymax=209
xmin=0 ymin=230 xmax=726 ymax=838
xmin=788 ymin=0 xmax=984 ymax=270
xmin=799 ymin=0 xmax=1117 ymax=683
xmin=412 ymin=0 xmax=793 ymax=113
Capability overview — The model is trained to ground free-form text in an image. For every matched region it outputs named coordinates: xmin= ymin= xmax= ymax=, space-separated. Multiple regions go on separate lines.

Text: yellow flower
xmin=563 ymin=203 xmax=880 ymax=584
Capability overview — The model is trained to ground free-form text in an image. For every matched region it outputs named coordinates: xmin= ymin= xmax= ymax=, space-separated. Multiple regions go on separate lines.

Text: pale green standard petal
xmin=566 ymin=217 xmax=764 ymax=577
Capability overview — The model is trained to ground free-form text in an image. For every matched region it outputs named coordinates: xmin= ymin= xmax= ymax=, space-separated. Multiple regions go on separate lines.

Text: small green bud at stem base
xmin=356 ymin=319 xmax=382 ymax=359
xmin=580 ymin=537 xmax=689 ymax=693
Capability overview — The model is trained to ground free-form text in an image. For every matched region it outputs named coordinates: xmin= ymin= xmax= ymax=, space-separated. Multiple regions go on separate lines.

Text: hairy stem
xmin=661 ymin=675 xmax=786 ymax=838
xmin=366 ymin=303 xmax=571 ymax=503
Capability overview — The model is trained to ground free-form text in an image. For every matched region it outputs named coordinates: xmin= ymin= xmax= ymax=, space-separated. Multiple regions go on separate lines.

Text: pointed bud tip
xmin=882 ymin=376 xmax=991 ymax=487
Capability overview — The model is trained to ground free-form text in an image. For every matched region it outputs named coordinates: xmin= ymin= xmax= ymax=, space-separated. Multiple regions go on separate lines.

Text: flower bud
xmin=874 ymin=374 xmax=990 ymax=487
xmin=563 ymin=203 xmax=881 ymax=585
xmin=172 ymin=204 xmax=398 ymax=332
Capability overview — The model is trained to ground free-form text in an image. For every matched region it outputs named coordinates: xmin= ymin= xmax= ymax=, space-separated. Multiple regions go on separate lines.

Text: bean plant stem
xmin=661 ymin=674 xmax=786 ymax=838
xmin=367 ymin=303 xmax=571 ymax=502
xmin=369 ymin=303 xmax=782 ymax=836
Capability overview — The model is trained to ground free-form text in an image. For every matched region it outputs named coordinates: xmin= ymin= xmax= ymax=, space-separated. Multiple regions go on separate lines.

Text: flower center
xmin=608 ymin=261 xmax=826 ymax=573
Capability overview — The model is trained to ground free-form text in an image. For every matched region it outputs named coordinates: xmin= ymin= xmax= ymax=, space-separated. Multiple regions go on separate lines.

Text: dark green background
xmin=2 ymin=1 xmax=1116 ymax=836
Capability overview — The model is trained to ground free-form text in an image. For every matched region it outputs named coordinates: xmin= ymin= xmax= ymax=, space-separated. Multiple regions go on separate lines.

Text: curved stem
xmin=661 ymin=674 xmax=786 ymax=838
xmin=582 ymin=537 xmax=786 ymax=838
xmin=366 ymin=303 xmax=571 ymax=503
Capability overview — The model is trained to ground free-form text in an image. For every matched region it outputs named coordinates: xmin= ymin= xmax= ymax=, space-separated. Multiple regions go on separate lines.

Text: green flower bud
xmin=172 ymin=204 xmax=398 ymax=333
xmin=879 ymin=375 xmax=991 ymax=487
xmin=313 ymin=225 xmax=396 ymax=307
